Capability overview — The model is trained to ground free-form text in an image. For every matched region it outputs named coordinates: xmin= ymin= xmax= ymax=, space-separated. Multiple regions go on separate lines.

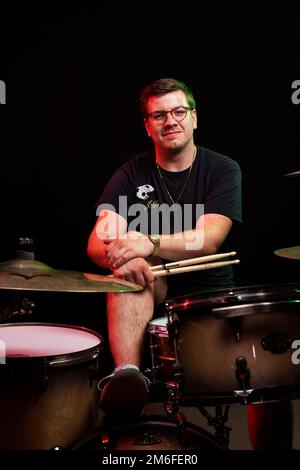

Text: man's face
xmin=144 ymin=90 xmax=197 ymax=152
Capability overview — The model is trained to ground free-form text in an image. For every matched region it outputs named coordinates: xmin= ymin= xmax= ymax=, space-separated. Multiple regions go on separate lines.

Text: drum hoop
xmin=212 ymin=300 xmax=300 ymax=318
xmin=167 ymin=282 xmax=300 ymax=312
xmin=71 ymin=414 xmax=227 ymax=450
xmin=0 ymin=322 xmax=103 ymax=367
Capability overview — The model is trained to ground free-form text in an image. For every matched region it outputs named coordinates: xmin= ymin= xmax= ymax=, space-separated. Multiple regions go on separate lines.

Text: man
xmin=88 ymin=78 xmax=242 ymax=417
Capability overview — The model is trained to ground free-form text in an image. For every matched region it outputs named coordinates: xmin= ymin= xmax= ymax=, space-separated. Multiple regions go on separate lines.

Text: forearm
xmin=158 ymin=228 xmax=218 ymax=261
xmin=157 ymin=214 xmax=233 ymax=261
xmin=88 ymin=210 xmax=128 ymax=269
xmin=87 ymin=229 xmax=109 ymax=269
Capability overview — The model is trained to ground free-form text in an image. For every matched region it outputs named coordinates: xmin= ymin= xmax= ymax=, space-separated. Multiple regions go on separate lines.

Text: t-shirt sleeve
xmin=204 ymin=158 xmax=242 ymax=224
xmin=95 ymin=165 xmax=133 ymax=216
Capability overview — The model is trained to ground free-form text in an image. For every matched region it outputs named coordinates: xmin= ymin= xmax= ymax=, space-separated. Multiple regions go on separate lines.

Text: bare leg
xmin=100 ymin=276 xmax=167 ymax=416
xmin=106 ymin=276 xmax=167 ymax=368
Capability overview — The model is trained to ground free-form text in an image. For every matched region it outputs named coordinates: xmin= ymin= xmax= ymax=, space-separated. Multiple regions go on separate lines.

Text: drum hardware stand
xmin=147 ymin=336 xmax=161 ymax=385
xmin=198 ymin=405 xmax=231 ymax=447
xmin=0 ymin=295 xmax=35 ymax=323
xmin=164 ymin=384 xmax=193 ymax=447
xmin=163 ymin=305 xmax=193 ymax=445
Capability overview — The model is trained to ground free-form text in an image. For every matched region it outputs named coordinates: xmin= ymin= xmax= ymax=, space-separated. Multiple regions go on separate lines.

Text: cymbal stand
xmin=198 ymin=405 xmax=232 ymax=447
xmin=0 ymin=294 xmax=35 ymax=323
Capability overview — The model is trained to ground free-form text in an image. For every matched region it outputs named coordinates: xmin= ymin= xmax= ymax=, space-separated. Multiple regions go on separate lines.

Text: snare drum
xmin=148 ymin=317 xmax=176 ymax=387
xmin=0 ymin=322 xmax=103 ymax=449
xmin=151 ymin=283 xmax=300 ymax=405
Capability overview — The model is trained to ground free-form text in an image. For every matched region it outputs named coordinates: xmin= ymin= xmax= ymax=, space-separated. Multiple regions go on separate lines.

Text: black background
xmin=0 ymin=7 xmax=299 ymax=328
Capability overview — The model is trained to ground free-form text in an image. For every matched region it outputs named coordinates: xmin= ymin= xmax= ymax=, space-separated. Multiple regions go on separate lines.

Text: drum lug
xmin=167 ymin=319 xmax=180 ymax=341
xmin=235 ymin=356 xmax=250 ymax=392
xmin=148 ymin=342 xmax=160 ymax=384
xmin=89 ymin=362 xmax=101 ymax=384
xmin=39 ymin=366 xmax=49 ymax=393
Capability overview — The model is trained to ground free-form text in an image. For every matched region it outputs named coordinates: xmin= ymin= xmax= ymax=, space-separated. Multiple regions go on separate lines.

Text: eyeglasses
xmin=147 ymin=106 xmax=193 ymax=122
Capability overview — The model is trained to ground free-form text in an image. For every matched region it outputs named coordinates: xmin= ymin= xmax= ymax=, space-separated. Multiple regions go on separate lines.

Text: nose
xmin=164 ymin=111 xmax=177 ymax=124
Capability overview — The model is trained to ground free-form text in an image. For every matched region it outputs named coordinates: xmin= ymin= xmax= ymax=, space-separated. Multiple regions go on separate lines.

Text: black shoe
xmin=99 ymin=368 xmax=149 ymax=417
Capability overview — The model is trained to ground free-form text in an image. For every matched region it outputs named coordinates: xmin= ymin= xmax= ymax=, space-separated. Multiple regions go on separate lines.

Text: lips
xmin=163 ymin=131 xmax=181 ymax=137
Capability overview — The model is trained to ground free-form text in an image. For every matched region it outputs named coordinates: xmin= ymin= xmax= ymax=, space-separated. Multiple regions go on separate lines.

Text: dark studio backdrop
xmin=0 ymin=7 xmax=299 ymax=332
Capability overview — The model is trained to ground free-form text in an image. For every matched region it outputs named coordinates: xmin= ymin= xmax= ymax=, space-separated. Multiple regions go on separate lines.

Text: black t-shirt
xmin=96 ymin=145 xmax=242 ymax=294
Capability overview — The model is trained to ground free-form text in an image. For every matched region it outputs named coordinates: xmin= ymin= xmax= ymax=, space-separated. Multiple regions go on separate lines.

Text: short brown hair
xmin=140 ymin=78 xmax=196 ymax=118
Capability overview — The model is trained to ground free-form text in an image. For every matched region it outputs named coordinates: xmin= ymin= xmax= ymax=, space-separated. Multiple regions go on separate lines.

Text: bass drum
xmin=0 ymin=322 xmax=103 ymax=449
xmin=72 ymin=415 xmax=227 ymax=451
xmin=165 ymin=283 xmax=300 ymax=405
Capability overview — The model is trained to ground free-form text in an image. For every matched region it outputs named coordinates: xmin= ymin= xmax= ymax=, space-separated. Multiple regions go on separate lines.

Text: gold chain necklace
xmin=156 ymin=146 xmax=197 ymax=205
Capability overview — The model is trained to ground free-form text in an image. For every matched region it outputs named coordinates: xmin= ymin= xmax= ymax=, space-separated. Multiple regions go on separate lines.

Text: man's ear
xmin=144 ymin=118 xmax=151 ymax=137
xmin=193 ymin=109 xmax=198 ymax=130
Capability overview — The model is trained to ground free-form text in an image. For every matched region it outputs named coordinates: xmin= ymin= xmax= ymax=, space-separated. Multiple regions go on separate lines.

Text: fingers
xmin=113 ymin=268 xmax=145 ymax=287
xmin=106 ymin=246 xmax=129 ymax=269
xmin=113 ymin=260 xmax=155 ymax=288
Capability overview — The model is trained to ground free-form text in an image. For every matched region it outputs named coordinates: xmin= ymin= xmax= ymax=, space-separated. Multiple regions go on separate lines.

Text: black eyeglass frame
xmin=147 ymin=106 xmax=194 ymax=122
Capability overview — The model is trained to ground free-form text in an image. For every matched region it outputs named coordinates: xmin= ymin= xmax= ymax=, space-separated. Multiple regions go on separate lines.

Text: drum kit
xmin=144 ymin=169 xmax=300 ymax=450
xmin=0 ymin=164 xmax=299 ymax=453
xmin=0 ymin=252 xmax=144 ymax=450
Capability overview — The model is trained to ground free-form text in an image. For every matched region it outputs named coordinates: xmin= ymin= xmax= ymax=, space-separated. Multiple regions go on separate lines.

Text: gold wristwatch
xmin=148 ymin=234 xmax=160 ymax=257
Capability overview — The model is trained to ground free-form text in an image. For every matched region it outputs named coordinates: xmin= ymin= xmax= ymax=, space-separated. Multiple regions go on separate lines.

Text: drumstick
xmin=150 ymin=251 xmax=237 ymax=272
xmin=152 ymin=259 xmax=240 ymax=277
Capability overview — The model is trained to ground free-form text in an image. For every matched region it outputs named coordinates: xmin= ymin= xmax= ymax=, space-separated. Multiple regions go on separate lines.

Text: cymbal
xmin=283 ymin=170 xmax=300 ymax=177
xmin=274 ymin=246 xmax=300 ymax=260
xmin=0 ymin=258 xmax=142 ymax=293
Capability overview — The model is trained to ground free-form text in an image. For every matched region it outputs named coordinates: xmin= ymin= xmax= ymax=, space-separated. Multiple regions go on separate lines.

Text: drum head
xmin=72 ymin=415 xmax=227 ymax=451
xmin=148 ymin=317 xmax=168 ymax=335
xmin=0 ymin=322 xmax=103 ymax=366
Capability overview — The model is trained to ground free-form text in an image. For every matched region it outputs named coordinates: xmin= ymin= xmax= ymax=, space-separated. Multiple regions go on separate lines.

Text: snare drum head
xmin=148 ymin=317 xmax=168 ymax=335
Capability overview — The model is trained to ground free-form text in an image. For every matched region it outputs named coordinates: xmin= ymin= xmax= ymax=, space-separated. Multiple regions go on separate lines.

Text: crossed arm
xmin=87 ymin=209 xmax=232 ymax=287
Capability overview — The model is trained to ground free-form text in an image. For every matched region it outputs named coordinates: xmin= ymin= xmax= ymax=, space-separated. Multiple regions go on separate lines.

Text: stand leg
xmin=198 ymin=405 xmax=232 ymax=447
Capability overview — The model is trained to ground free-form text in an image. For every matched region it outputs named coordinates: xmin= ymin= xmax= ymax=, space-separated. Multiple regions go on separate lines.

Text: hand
xmin=112 ymin=257 xmax=155 ymax=287
xmin=104 ymin=231 xmax=154 ymax=269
